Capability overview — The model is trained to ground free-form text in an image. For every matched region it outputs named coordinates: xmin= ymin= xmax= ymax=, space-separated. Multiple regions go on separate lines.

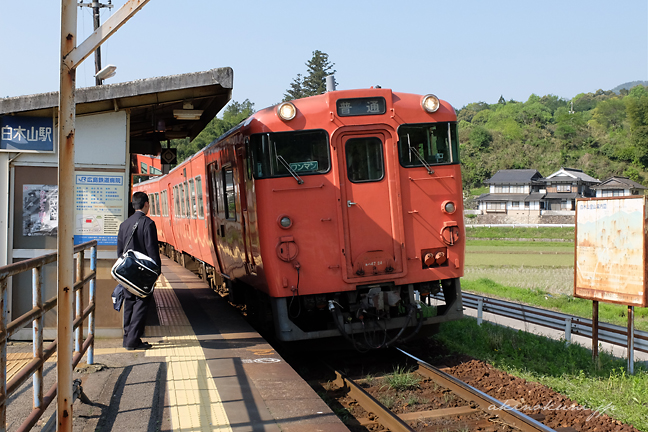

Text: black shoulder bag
xmin=110 ymin=215 xmax=161 ymax=298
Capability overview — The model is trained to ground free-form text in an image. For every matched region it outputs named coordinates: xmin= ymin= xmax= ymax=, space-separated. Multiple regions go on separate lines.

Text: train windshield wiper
xmin=271 ymin=135 xmax=304 ymax=184
xmin=407 ymin=134 xmax=434 ymax=175
xmin=276 ymin=155 xmax=304 ymax=184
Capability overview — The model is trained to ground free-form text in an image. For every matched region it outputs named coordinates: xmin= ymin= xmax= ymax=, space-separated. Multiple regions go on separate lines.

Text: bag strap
xmin=123 ymin=212 xmax=145 ymax=251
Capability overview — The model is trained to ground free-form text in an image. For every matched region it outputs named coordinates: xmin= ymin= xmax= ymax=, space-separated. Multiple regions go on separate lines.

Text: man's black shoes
xmin=125 ymin=342 xmax=152 ymax=351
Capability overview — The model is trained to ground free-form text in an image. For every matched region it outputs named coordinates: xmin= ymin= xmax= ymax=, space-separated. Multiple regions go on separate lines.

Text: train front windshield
xmin=250 ymin=130 xmax=330 ymax=179
xmin=398 ymin=122 xmax=459 ymax=167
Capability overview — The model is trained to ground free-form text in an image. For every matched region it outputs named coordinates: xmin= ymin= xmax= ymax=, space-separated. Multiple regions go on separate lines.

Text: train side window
xmin=180 ymin=183 xmax=187 ymax=218
xmin=345 ymin=137 xmax=384 ymax=183
xmin=245 ymin=138 xmax=252 ymax=180
xmin=141 ymin=162 xmax=148 ymax=174
xmin=155 ymin=193 xmax=161 ymax=216
xmin=184 ymin=180 xmax=192 ymax=219
xmin=188 ymin=179 xmax=197 ymax=218
xmin=161 ymin=190 xmax=166 ymax=217
xmin=223 ymin=168 xmax=236 ymax=221
xmin=195 ymin=176 xmax=204 ymax=219
xmin=148 ymin=193 xmax=155 ymax=216
xmin=208 ymin=164 xmax=221 ymax=216
xmin=173 ymin=186 xmax=179 ymax=217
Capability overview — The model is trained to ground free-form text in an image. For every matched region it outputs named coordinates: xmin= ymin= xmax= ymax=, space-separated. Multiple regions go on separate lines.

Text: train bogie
xmin=134 ymin=88 xmax=465 ymax=349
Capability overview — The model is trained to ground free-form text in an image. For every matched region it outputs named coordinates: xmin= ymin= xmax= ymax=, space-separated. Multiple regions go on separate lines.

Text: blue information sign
xmin=1 ymin=116 xmax=54 ymax=152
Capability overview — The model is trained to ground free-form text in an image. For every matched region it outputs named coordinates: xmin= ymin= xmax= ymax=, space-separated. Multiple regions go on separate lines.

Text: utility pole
xmin=58 ymin=2 xmax=149 ymax=430
xmin=78 ymin=1 xmax=114 ymax=85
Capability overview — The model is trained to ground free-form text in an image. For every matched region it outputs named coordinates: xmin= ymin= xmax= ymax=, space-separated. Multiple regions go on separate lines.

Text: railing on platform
xmin=0 ymin=240 xmax=97 ymax=432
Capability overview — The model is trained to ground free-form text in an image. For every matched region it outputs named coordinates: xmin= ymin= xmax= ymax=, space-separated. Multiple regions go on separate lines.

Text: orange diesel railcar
xmin=134 ymin=88 xmax=464 ymax=349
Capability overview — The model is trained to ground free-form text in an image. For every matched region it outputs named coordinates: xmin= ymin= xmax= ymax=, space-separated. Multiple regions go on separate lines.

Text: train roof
xmin=199 ymin=88 xmax=456 ymax=151
xmin=137 ymin=88 xmax=457 ymax=186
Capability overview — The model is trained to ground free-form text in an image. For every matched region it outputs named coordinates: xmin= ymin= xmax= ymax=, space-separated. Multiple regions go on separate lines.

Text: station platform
xmin=6 ymin=257 xmax=348 ymax=432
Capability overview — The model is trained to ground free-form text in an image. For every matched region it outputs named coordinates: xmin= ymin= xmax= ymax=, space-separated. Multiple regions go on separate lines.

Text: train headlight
xmin=442 ymin=200 xmax=456 ymax=214
xmin=277 ymin=102 xmax=297 ymax=121
xmin=278 ymin=215 xmax=293 ymax=229
xmin=421 ymin=94 xmax=440 ymax=113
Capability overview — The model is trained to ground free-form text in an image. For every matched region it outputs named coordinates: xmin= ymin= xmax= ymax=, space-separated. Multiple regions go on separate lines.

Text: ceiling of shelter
xmin=0 ymin=67 xmax=233 ymax=156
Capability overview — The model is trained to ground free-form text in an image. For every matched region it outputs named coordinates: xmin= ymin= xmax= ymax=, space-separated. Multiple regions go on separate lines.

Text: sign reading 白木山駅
xmin=1 ymin=116 xmax=54 ymax=152
xmin=575 ymin=196 xmax=648 ymax=307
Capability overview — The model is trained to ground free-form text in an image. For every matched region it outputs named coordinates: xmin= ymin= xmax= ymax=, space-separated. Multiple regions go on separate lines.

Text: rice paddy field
xmin=464 ymin=238 xmax=574 ymax=295
xmin=462 ymin=226 xmax=648 ymax=331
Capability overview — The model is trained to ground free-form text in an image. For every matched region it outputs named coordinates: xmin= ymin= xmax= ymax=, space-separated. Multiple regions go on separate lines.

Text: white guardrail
xmin=435 ymin=292 xmax=648 ymax=354
xmin=464 ymin=224 xmax=575 ymax=228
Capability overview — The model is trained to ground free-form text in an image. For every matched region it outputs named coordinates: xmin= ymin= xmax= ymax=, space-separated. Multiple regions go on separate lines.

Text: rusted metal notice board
xmin=575 ymin=196 xmax=647 ymax=307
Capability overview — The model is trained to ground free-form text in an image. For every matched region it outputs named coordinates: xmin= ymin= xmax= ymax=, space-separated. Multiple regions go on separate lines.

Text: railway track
xmin=326 ymin=348 xmax=575 ymax=432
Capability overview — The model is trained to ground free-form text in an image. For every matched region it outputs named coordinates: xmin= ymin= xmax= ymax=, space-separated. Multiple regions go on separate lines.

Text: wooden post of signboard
xmin=592 ymin=300 xmax=599 ymax=361
xmin=628 ymin=306 xmax=635 ymax=375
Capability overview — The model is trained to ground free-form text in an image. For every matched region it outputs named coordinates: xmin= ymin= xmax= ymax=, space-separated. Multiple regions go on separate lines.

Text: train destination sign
xmin=0 ymin=116 xmax=54 ymax=152
xmin=574 ymin=196 xmax=648 ymax=307
xmin=336 ymin=97 xmax=386 ymax=117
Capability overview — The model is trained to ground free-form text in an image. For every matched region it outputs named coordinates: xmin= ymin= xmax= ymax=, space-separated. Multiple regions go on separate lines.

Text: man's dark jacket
xmin=117 ymin=211 xmax=161 ymax=267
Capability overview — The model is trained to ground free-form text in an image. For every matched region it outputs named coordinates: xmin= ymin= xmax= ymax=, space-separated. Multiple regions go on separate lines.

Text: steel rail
xmin=331 ymin=369 xmax=415 ymax=432
xmin=397 ymin=348 xmax=557 ymax=432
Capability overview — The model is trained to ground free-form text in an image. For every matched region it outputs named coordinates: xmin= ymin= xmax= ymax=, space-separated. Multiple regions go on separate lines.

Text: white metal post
xmin=88 ymin=246 xmax=96 ymax=365
xmin=477 ymin=298 xmax=483 ymax=326
xmin=32 ymin=267 xmax=43 ymax=410
xmin=565 ymin=317 xmax=572 ymax=346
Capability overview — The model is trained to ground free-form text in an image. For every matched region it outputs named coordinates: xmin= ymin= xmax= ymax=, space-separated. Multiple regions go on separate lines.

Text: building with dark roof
xmin=477 ymin=169 xmax=545 ymax=215
xmin=592 ymin=176 xmax=646 ymax=197
xmin=476 ymin=167 xmax=602 ymax=217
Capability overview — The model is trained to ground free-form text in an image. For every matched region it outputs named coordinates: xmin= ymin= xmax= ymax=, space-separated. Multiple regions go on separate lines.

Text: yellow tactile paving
xmin=145 ymin=275 xmax=232 ymax=432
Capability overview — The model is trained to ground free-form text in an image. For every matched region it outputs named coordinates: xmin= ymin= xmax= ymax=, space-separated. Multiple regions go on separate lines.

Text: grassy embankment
xmin=434 ymin=319 xmax=648 ymax=431
xmin=462 ymin=226 xmax=648 ymax=331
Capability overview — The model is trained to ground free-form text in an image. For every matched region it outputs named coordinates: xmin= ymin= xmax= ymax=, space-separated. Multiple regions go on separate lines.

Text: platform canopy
xmin=0 ymin=67 xmax=233 ymax=155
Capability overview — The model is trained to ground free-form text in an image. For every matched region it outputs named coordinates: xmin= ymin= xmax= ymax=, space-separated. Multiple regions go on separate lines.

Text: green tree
xmin=284 ymin=74 xmax=306 ymax=101
xmin=468 ymin=125 xmax=493 ymax=150
xmin=591 ymin=98 xmax=626 ymax=130
xmin=283 ymin=50 xmax=336 ymax=101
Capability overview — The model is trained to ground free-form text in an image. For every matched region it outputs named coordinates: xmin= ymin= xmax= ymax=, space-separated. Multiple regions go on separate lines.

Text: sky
xmin=1 ymin=0 xmax=646 ymax=113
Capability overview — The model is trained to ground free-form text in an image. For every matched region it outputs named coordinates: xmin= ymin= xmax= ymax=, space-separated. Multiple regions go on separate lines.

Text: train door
xmin=236 ymin=145 xmax=254 ymax=272
xmin=338 ymin=130 xmax=404 ymax=279
xmin=166 ymin=183 xmax=178 ymax=247
xmin=207 ymin=162 xmax=228 ymax=276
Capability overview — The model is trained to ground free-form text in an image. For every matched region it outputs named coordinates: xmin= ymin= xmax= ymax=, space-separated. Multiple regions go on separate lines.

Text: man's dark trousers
xmin=122 ymin=289 xmax=152 ymax=348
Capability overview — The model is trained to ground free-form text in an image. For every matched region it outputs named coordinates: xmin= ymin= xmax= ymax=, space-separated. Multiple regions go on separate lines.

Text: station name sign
xmin=1 ymin=116 xmax=54 ymax=152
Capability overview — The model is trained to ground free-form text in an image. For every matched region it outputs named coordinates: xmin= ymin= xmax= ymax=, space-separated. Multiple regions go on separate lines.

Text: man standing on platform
xmin=117 ymin=191 xmax=161 ymax=350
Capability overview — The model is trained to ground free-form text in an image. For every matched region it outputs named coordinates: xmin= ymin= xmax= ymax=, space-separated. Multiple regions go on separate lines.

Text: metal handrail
xmin=0 ymin=240 xmax=97 ymax=432
xmin=434 ymin=291 xmax=648 ymax=354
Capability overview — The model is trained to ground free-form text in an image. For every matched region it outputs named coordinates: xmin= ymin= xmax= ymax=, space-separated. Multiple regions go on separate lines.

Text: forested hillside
xmin=459 ymin=83 xmax=648 ymax=188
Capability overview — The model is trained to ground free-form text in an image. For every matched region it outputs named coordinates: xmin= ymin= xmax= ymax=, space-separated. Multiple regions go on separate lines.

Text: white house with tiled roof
xmin=542 ymin=167 xmax=599 ymax=210
xmin=477 ymin=169 xmax=545 ymax=215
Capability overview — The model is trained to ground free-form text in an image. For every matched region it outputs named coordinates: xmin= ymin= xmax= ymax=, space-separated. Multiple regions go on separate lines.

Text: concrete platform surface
xmin=4 ymin=257 xmax=347 ymax=431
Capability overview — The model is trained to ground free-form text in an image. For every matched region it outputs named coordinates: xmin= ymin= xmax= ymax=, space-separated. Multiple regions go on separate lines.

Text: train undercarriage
xmin=161 ymin=244 xmax=463 ymax=350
